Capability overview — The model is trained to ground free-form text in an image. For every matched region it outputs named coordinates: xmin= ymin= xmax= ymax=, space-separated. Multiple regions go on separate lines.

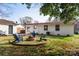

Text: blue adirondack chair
xmin=13 ymin=33 xmax=23 ymax=43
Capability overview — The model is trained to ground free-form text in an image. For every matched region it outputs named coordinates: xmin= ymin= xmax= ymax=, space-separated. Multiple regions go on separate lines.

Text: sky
xmin=0 ymin=3 xmax=50 ymax=23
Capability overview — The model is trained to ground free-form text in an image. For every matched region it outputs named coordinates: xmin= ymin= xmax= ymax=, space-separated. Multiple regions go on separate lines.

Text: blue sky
xmin=0 ymin=3 xmax=49 ymax=23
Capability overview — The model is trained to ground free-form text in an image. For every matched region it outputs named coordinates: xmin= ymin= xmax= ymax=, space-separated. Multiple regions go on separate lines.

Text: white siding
xmin=13 ymin=25 xmax=16 ymax=34
xmin=0 ymin=25 xmax=16 ymax=35
xmin=25 ymin=23 xmax=74 ymax=35
xmin=0 ymin=25 xmax=8 ymax=35
xmin=26 ymin=25 xmax=34 ymax=34
xmin=50 ymin=24 xmax=74 ymax=35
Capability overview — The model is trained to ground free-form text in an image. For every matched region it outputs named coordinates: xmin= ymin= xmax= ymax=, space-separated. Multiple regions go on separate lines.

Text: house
xmin=74 ymin=21 xmax=79 ymax=34
xmin=25 ymin=20 xmax=75 ymax=36
xmin=0 ymin=19 xmax=16 ymax=35
xmin=15 ymin=25 xmax=25 ymax=34
xmin=0 ymin=19 xmax=74 ymax=36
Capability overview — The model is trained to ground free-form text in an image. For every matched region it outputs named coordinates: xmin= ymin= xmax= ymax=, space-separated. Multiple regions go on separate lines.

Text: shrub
xmin=26 ymin=36 xmax=35 ymax=41
xmin=46 ymin=32 xmax=50 ymax=35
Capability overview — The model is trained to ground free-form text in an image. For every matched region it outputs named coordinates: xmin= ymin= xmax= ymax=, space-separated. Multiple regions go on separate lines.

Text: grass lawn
xmin=0 ymin=35 xmax=79 ymax=56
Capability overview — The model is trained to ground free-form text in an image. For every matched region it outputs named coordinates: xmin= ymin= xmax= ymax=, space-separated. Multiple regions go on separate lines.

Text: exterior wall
xmin=13 ymin=25 xmax=17 ymax=34
xmin=0 ymin=25 xmax=16 ymax=35
xmin=25 ymin=23 xmax=74 ymax=35
xmin=50 ymin=24 xmax=74 ymax=35
xmin=26 ymin=25 xmax=34 ymax=34
xmin=0 ymin=25 xmax=8 ymax=35
xmin=74 ymin=22 xmax=79 ymax=33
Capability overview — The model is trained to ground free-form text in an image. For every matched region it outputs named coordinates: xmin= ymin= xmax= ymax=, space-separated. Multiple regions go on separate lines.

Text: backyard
xmin=0 ymin=35 xmax=79 ymax=56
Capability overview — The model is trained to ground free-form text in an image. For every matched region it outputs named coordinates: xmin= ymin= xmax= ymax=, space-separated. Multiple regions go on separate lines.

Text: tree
xmin=23 ymin=3 xmax=79 ymax=23
xmin=20 ymin=16 xmax=33 ymax=34
xmin=33 ymin=20 xmax=39 ymax=23
xmin=20 ymin=16 xmax=33 ymax=24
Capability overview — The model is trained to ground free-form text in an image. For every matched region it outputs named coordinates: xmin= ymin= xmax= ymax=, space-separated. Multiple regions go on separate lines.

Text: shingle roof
xmin=0 ymin=19 xmax=16 ymax=25
xmin=26 ymin=20 xmax=75 ymax=25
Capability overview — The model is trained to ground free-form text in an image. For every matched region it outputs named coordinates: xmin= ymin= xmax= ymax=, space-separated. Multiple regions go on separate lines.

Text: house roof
xmin=0 ymin=19 xmax=16 ymax=25
xmin=26 ymin=20 xmax=75 ymax=25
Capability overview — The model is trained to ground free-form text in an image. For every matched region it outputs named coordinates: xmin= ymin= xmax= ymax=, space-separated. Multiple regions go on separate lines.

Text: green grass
xmin=0 ymin=35 xmax=79 ymax=55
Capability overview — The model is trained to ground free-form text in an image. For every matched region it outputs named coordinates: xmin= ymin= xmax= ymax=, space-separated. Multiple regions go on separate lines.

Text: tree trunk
xmin=23 ymin=24 xmax=26 ymax=35
xmin=25 ymin=25 xmax=26 ymax=35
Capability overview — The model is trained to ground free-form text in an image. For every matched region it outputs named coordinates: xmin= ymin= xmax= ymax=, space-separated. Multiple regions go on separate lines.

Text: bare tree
xmin=20 ymin=16 xmax=33 ymax=24
xmin=20 ymin=16 xmax=33 ymax=34
xmin=33 ymin=20 xmax=39 ymax=23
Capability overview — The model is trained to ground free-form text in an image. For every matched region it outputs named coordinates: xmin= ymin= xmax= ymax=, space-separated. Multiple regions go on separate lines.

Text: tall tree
xmin=23 ymin=3 xmax=79 ymax=23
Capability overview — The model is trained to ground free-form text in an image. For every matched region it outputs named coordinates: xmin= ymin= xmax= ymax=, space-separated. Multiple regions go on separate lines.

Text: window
xmin=44 ymin=25 xmax=48 ymax=31
xmin=55 ymin=25 xmax=60 ymax=31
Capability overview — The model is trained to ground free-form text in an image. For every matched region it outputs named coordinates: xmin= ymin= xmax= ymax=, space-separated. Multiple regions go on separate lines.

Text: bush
xmin=75 ymin=32 xmax=78 ymax=34
xmin=67 ymin=34 xmax=70 ymax=36
xmin=46 ymin=32 xmax=50 ymax=35
xmin=26 ymin=36 xmax=35 ymax=41
xmin=57 ymin=34 xmax=60 ymax=36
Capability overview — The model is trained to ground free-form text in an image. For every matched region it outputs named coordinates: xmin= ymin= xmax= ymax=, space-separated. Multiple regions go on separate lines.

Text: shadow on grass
xmin=45 ymin=35 xmax=73 ymax=40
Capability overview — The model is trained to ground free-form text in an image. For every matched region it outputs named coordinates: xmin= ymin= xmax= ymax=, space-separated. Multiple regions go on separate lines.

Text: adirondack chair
xmin=9 ymin=34 xmax=23 ymax=43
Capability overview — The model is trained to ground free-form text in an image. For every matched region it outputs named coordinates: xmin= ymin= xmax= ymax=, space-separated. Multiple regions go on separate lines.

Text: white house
xmin=0 ymin=19 xmax=16 ymax=35
xmin=25 ymin=20 xmax=75 ymax=36
xmin=0 ymin=19 xmax=75 ymax=36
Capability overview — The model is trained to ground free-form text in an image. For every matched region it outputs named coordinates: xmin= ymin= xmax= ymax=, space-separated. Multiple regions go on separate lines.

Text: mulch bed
xmin=10 ymin=41 xmax=47 ymax=46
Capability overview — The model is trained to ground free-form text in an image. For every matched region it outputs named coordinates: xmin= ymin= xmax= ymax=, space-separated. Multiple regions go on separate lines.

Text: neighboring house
xmin=74 ymin=21 xmax=79 ymax=33
xmin=0 ymin=19 xmax=16 ymax=35
xmin=15 ymin=25 xmax=25 ymax=34
xmin=25 ymin=21 xmax=75 ymax=36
